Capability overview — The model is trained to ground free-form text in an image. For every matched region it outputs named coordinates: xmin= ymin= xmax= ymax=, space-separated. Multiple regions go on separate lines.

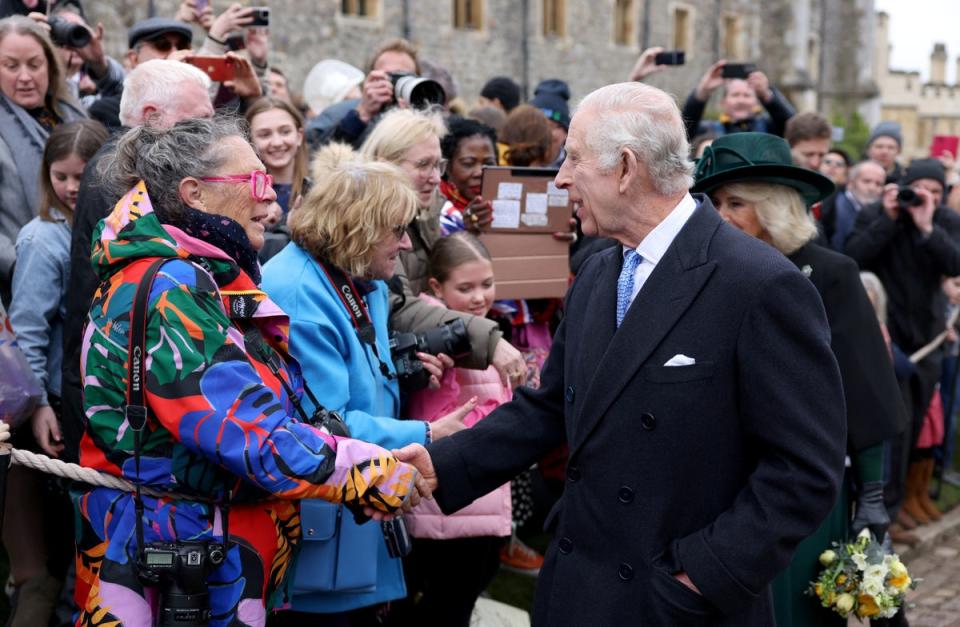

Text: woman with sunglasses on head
xmin=692 ymin=133 xmax=906 ymax=627
xmin=261 ymin=143 xmax=476 ymax=624
xmin=74 ymin=117 xmax=420 ymax=626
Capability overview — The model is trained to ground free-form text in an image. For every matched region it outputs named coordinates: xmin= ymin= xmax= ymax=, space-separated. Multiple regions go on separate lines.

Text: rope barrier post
xmin=0 ymin=443 xmax=11 ymax=535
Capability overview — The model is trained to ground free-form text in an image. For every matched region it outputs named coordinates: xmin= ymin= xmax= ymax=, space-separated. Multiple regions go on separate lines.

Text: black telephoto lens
xmin=896 ymin=186 xmax=924 ymax=208
xmin=47 ymin=16 xmax=91 ymax=48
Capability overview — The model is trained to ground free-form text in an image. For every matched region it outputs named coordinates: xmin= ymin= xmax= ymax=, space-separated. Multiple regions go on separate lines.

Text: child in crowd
xmin=6 ymin=120 xmax=108 ymax=624
xmin=398 ymin=232 xmax=513 ymax=627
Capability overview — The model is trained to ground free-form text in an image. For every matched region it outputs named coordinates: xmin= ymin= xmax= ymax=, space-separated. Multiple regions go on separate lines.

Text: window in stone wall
xmin=341 ymin=0 xmax=377 ymax=17
xmin=723 ymin=14 xmax=742 ymax=59
xmin=454 ymin=0 xmax=483 ymax=30
xmin=543 ymin=0 xmax=565 ymax=37
xmin=614 ymin=0 xmax=635 ymax=46
xmin=671 ymin=5 xmax=692 ymax=52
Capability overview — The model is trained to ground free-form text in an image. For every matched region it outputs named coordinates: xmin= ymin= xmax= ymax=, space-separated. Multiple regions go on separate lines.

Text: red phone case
xmin=188 ymin=56 xmax=234 ymax=82
xmin=931 ymin=135 xmax=959 ymax=159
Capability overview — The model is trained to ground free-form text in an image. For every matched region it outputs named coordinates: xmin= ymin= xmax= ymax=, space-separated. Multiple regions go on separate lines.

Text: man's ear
xmin=179 ymin=177 xmax=204 ymax=209
xmin=619 ymin=148 xmax=639 ymax=194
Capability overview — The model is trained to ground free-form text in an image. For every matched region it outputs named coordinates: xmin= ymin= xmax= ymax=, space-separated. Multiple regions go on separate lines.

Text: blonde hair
xmin=359 ymin=108 xmax=447 ymax=165
xmin=860 ymin=272 xmax=888 ymax=325
xmin=721 ymin=182 xmax=817 ymax=255
xmin=289 ymin=144 xmax=417 ymax=277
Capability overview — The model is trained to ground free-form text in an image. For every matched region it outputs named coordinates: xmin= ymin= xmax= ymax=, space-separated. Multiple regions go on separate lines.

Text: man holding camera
xmin=847 ymin=158 xmax=960 ymax=539
xmin=682 ymin=59 xmax=795 ymax=141
xmin=322 ymin=38 xmax=420 ymax=149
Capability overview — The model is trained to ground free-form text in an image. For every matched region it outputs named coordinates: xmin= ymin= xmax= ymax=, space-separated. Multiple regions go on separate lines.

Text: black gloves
xmin=851 ymin=480 xmax=890 ymax=542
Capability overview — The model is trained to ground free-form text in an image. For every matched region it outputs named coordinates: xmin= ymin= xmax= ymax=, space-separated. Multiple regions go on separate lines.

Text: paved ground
xmin=893 ymin=507 xmax=960 ymax=627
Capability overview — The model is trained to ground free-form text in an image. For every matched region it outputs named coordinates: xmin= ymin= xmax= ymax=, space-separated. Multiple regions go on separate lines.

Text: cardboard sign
xmin=477 ymin=166 xmax=573 ymax=299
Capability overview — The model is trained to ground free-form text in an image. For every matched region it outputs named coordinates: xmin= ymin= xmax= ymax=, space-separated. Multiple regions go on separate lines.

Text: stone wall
xmin=85 ymin=0 xmax=874 ymax=113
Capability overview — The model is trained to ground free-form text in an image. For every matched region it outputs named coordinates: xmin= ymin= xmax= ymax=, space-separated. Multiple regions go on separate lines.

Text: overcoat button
xmin=618 ymin=486 xmax=634 ymax=503
xmin=565 ymin=386 xmax=575 ymax=402
xmin=618 ymin=562 xmax=634 ymax=581
xmin=567 ymin=466 xmax=581 ymax=482
xmin=640 ymin=412 xmax=656 ymax=430
xmin=558 ymin=537 xmax=574 ymax=554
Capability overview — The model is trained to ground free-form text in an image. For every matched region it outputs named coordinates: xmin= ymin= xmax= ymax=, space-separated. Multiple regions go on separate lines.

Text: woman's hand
xmin=430 ymin=396 xmax=477 ymax=440
xmin=553 ymin=217 xmax=578 ymax=243
xmin=31 ymin=405 xmax=63 ymax=458
xmin=492 ymin=339 xmax=527 ymax=388
xmin=418 ymin=352 xmax=454 ymax=389
xmin=463 ymin=196 xmax=494 ymax=232
xmin=224 ymin=52 xmax=263 ymax=100
xmin=628 ymin=46 xmax=666 ymax=82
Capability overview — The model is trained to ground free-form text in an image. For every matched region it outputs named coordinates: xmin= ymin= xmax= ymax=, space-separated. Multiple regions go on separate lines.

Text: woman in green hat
xmin=692 ymin=133 xmax=907 ymax=626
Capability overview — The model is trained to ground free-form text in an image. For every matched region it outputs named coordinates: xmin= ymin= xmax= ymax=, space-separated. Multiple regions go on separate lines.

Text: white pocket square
xmin=664 ymin=354 xmax=696 ymax=367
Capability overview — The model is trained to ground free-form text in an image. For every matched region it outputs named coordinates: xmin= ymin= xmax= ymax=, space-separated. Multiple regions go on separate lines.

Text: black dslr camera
xmin=389 ymin=319 xmax=471 ymax=391
xmin=47 ymin=16 xmax=91 ymax=48
xmin=897 ymin=186 xmax=925 ymax=209
xmin=387 ymin=72 xmax=446 ymax=108
xmin=138 ymin=541 xmax=225 ymax=626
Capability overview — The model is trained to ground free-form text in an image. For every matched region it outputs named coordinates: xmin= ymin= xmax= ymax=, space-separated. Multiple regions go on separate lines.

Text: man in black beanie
xmin=530 ymin=78 xmax=570 ymax=167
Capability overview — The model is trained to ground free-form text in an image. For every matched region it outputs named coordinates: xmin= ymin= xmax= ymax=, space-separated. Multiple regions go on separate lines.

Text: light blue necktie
xmin=617 ymin=250 xmax=642 ymax=327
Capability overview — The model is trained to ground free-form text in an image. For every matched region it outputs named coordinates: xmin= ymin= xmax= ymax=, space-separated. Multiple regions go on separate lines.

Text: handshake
xmin=363 ymin=443 xmax=439 ymax=521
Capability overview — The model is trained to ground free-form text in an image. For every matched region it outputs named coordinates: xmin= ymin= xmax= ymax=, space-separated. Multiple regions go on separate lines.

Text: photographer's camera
xmin=138 ymin=541 xmax=225 ymax=626
xmin=390 ymin=319 xmax=471 ymax=390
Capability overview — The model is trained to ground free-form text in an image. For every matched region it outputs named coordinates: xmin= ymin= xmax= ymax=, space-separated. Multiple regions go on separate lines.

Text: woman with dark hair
xmin=693 ymin=133 xmax=906 ymax=627
xmin=74 ymin=117 xmax=419 ymax=626
xmin=6 ymin=118 xmax=106 ymax=625
xmin=439 ymin=115 xmax=497 ymax=234
xmin=499 ymin=104 xmax=553 ymax=168
xmin=0 ymin=15 xmax=86 ymax=303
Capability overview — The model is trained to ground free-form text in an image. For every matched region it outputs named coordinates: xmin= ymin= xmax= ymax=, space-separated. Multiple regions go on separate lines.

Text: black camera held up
xmin=897 ymin=186 xmax=925 ymax=210
xmin=390 ymin=319 xmax=471 ymax=391
xmin=387 ymin=71 xmax=446 ymax=108
xmin=47 ymin=15 xmax=91 ymax=48
xmin=138 ymin=541 xmax=225 ymax=626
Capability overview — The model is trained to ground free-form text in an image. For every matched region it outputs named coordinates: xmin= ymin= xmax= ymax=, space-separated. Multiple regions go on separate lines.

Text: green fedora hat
xmin=691 ymin=132 xmax=835 ymax=206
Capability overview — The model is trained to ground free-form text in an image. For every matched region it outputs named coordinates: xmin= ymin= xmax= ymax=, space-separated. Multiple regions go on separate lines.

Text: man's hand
xmin=31 ymin=405 xmax=64 ymax=458
xmin=393 ymin=443 xmax=439 ymax=496
xmin=223 ymin=52 xmax=263 ymax=100
xmin=881 ymin=183 xmax=900 ymax=221
xmin=492 ymin=339 xmax=527 ymax=388
xmin=694 ymin=59 xmax=726 ymax=101
xmin=357 ymin=70 xmax=394 ymax=123
xmin=208 ymin=3 xmax=254 ymax=42
xmin=628 ymin=46 xmax=666 ymax=82
xmin=906 ymin=187 xmax=936 ymax=235
xmin=418 ymin=352 xmax=454 ymax=389
xmin=746 ymin=70 xmax=772 ymax=103
xmin=429 ymin=397 xmax=476 ymax=440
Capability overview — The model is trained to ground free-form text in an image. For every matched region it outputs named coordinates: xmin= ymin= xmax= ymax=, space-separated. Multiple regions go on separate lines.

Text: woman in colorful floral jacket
xmin=73 ymin=117 xmax=419 ymax=627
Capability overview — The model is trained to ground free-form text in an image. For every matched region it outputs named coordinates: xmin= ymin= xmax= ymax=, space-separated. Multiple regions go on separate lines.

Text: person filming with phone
xmin=681 ymin=59 xmax=796 ymax=141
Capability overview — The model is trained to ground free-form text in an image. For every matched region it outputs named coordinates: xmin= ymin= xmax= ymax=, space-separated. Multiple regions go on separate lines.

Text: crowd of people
xmin=0 ymin=1 xmax=958 ymax=626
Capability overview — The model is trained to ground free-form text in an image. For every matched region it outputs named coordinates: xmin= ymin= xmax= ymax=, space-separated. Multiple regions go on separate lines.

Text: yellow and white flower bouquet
xmin=808 ymin=529 xmax=917 ymax=620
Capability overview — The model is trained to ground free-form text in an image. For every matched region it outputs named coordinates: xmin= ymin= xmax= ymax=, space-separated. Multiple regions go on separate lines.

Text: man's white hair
xmin=577 ymin=82 xmax=694 ymax=196
xmin=119 ymin=59 xmax=211 ymax=127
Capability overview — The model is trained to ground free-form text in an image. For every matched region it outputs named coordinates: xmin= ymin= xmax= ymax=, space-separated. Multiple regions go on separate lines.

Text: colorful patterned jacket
xmin=73 ymin=182 xmax=416 ymax=626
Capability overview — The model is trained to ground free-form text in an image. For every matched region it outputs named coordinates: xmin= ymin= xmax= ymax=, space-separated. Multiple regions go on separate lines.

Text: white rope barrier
xmin=0 ymin=444 xmax=186 ymax=500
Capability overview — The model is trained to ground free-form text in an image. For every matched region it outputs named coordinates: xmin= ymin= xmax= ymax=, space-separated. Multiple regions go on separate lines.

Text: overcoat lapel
xmin=571 ymin=204 xmax=722 ymax=451
xmin=575 ymin=249 xmax=620 ymax=395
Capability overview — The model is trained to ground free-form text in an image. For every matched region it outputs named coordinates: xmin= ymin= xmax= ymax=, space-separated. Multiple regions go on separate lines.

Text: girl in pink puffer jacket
xmin=399 ymin=232 xmax=512 ymax=627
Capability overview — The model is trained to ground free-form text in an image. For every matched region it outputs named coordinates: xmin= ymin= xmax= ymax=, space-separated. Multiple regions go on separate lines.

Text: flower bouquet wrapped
xmin=808 ymin=529 xmax=917 ymax=620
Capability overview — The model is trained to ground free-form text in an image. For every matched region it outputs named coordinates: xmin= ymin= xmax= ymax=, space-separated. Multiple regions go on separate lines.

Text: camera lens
xmin=896 ymin=187 xmax=923 ymax=208
xmin=47 ymin=16 xmax=91 ymax=48
xmin=389 ymin=73 xmax=446 ymax=108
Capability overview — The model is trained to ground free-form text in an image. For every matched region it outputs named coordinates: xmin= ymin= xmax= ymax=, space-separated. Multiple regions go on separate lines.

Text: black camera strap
xmin=124 ymin=258 xmax=230 ymax=576
xmin=317 ymin=260 xmax=394 ymax=380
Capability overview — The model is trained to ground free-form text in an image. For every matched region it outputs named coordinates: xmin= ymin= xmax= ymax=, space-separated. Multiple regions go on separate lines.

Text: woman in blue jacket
xmin=262 ymin=144 xmax=473 ymax=623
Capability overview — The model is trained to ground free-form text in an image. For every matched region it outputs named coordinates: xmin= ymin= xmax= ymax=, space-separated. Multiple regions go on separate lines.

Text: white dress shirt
xmin=622 ymin=193 xmax=698 ymax=306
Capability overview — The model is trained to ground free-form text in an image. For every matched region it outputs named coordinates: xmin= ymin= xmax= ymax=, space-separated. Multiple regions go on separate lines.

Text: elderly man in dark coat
xmin=394 ymin=82 xmax=846 ymax=626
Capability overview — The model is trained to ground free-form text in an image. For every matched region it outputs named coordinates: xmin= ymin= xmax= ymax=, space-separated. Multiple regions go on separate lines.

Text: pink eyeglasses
xmin=199 ymin=170 xmax=274 ymax=202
